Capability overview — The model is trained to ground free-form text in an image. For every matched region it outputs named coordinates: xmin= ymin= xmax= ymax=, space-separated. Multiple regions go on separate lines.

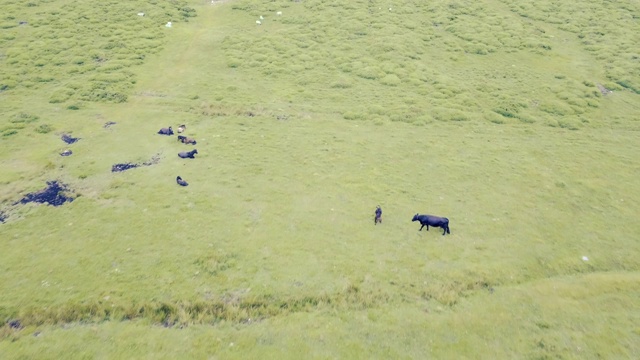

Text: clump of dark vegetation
xmin=16 ymin=181 xmax=75 ymax=207
xmin=35 ymin=124 xmax=53 ymax=134
xmin=10 ymin=112 xmax=39 ymax=124
xmin=103 ymin=121 xmax=117 ymax=128
xmin=220 ymin=0 xmax=640 ymax=129
xmin=0 ymin=0 xmax=197 ymax=104
xmin=61 ymin=134 xmax=80 ymax=144
xmin=1 ymin=113 xmax=40 ymax=137
xmin=112 ymin=154 xmax=161 ymax=172
xmin=0 ymin=211 xmax=7 ymax=223
xmin=0 ymin=285 xmax=387 ymax=332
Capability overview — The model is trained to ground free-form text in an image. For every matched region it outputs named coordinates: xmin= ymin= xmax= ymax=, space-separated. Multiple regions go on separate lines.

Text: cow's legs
xmin=419 ymin=224 xmax=425 ymax=231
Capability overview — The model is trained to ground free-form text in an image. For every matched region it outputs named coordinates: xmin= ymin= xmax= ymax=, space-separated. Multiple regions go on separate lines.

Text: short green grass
xmin=1 ymin=0 xmax=639 ymax=358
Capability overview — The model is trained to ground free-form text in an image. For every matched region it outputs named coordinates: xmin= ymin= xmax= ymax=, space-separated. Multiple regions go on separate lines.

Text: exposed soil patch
xmin=143 ymin=154 xmax=161 ymax=166
xmin=61 ymin=134 xmax=80 ymax=144
xmin=597 ymin=83 xmax=612 ymax=96
xmin=111 ymin=163 xmax=139 ymax=172
xmin=17 ymin=181 xmax=75 ymax=207
xmin=112 ymin=154 xmax=161 ymax=172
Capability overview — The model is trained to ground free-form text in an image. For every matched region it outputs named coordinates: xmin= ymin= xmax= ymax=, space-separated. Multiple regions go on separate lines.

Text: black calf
xmin=374 ymin=205 xmax=382 ymax=225
xmin=412 ymin=213 xmax=450 ymax=235
xmin=176 ymin=176 xmax=189 ymax=186
xmin=178 ymin=149 xmax=198 ymax=159
xmin=158 ymin=126 xmax=174 ymax=135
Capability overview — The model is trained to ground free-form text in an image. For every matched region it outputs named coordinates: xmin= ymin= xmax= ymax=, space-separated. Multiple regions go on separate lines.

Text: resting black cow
xmin=177 ymin=135 xmax=197 ymax=145
xmin=178 ymin=149 xmax=198 ymax=159
xmin=158 ymin=126 xmax=173 ymax=135
xmin=176 ymin=176 xmax=189 ymax=186
xmin=374 ymin=205 xmax=382 ymax=225
xmin=412 ymin=213 xmax=450 ymax=235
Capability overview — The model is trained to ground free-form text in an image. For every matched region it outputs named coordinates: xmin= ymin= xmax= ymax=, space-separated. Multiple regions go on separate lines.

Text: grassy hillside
xmin=1 ymin=0 xmax=639 ymax=358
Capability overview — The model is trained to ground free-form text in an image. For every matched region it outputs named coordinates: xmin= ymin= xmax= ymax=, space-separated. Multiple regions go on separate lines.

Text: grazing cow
xmin=158 ymin=126 xmax=173 ymax=135
xmin=177 ymin=135 xmax=197 ymax=145
xmin=177 ymin=124 xmax=186 ymax=133
xmin=178 ymin=149 xmax=198 ymax=159
xmin=176 ymin=176 xmax=189 ymax=186
xmin=412 ymin=213 xmax=450 ymax=235
xmin=374 ymin=205 xmax=382 ymax=225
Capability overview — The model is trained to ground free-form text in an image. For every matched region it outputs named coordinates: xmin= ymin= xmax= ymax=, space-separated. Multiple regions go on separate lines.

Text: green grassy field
xmin=1 ymin=0 xmax=639 ymax=358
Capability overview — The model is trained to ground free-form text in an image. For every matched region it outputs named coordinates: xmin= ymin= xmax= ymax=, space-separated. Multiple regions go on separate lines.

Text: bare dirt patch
xmin=16 ymin=181 xmax=76 ymax=207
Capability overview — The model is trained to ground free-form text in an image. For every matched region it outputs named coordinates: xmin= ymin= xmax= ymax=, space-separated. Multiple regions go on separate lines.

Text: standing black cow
xmin=374 ymin=205 xmax=382 ymax=225
xmin=412 ymin=213 xmax=450 ymax=235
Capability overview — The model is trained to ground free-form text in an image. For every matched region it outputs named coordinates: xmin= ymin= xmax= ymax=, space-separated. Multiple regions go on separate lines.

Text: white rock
xmin=582 ymin=256 xmax=589 ymax=261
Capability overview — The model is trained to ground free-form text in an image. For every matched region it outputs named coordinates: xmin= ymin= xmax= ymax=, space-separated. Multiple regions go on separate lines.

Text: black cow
xmin=177 ymin=135 xmax=197 ymax=145
xmin=178 ymin=149 xmax=198 ymax=159
xmin=412 ymin=213 xmax=450 ymax=235
xmin=158 ymin=126 xmax=174 ymax=135
xmin=176 ymin=176 xmax=189 ymax=186
xmin=374 ymin=205 xmax=382 ymax=225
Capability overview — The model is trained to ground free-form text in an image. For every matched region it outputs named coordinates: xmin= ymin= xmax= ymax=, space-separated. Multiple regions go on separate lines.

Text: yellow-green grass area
xmin=2 ymin=274 xmax=639 ymax=358
xmin=1 ymin=0 xmax=639 ymax=358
